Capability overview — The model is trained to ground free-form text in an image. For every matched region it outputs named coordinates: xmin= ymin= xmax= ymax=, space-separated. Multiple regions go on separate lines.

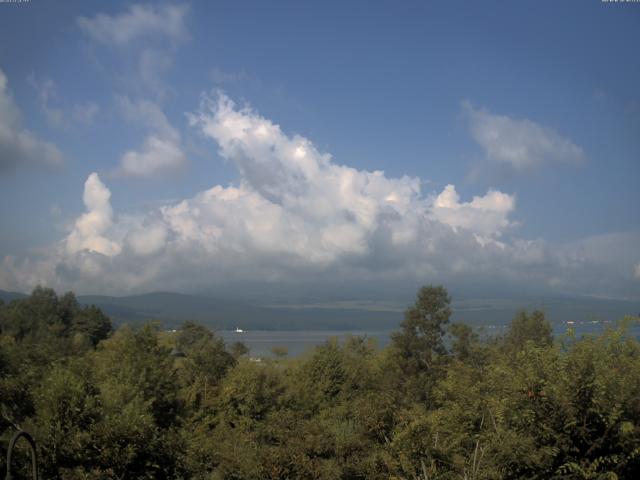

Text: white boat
xmin=235 ymin=327 xmax=244 ymax=333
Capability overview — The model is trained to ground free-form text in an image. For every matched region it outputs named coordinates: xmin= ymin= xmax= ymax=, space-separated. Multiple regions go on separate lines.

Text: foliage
xmin=390 ymin=285 xmax=452 ymax=404
xmin=1 ymin=286 xmax=639 ymax=479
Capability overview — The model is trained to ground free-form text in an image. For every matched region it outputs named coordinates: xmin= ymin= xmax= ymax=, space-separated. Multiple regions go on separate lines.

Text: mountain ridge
xmin=2 ymin=289 xmax=639 ymax=331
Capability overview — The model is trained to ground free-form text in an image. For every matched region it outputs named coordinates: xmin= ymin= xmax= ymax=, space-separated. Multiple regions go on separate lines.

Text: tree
xmin=0 ymin=286 xmax=62 ymax=341
xmin=175 ymin=321 xmax=236 ymax=411
xmin=72 ymin=305 xmax=112 ymax=346
xmin=448 ymin=322 xmax=479 ymax=362
xmin=271 ymin=346 xmax=288 ymax=359
xmin=230 ymin=341 xmax=249 ymax=359
xmin=89 ymin=323 xmax=182 ymax=478
xmin=0 ymin=288 xmax=111 ymax=348
xmin=390 ymin=285 xmax=452 ymax=402
xmin=296 ymin=339 xmax=346 ymax=410
xmin=177 ymin=322 xmax=235 ymax=383
xmin=505 ymin=310 xmax=553 ymax=352
xmin=30 ymin=360 xmax=101 ymax=479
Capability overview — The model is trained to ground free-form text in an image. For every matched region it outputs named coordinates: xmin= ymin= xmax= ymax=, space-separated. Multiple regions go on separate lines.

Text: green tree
xmin=175 ymin=321 xmax=235 ymax=410
xmin=505 ymin=310 xmax=553 ymax=352
xmin=71 ymin=305 xmax=112 ymax=346
xmin=449 ymin=322 xmax=480 ymax=362
xmin=89 ymin=324 xmax=182 ymax=478
xmin=30 ymin=360 xmax=101 ymax=479
xmin=295 ymin=339 xmax=347 ymax=412
xmin=0 ymin=288 xmax=111 ymax=348
xmin=390 ymin=285 xmax=452 ymax=403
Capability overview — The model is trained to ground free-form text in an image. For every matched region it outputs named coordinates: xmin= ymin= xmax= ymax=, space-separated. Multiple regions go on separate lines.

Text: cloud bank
xmin=1 ymin=93 xmax=637 ymax=300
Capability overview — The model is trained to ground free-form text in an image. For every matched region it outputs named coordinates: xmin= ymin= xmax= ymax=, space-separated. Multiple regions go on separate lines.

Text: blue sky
xmin=0 ymin=0 xmax=638 ymax=301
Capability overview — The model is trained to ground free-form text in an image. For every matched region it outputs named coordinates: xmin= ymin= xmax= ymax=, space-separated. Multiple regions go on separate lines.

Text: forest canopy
xmin=1 ymin=286 xmax=639 ymax=479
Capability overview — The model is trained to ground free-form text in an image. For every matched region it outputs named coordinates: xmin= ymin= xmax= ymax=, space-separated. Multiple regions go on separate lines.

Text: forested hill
xmin=76 ymin=292 xmax=399 ymax=330
xmin=1 ymin=290 xmax=399 ymax=330
xmin=0 ymin=289 xmax=27 ymax=303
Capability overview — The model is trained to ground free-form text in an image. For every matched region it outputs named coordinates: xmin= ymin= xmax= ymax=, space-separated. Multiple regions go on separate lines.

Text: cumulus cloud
xmin=185 ymin=94 xmax=515 ymax=254
xmin=1 ymin=93 xmax=636 ymax=300
xmin=77 ymin=4 xmax=189 ymax=46
xmin=125 ymin=223 xmax=167 ymax=256
xmin=464 ymin=101 xmax=584 ymax=171
xmin=115 ymin=97 xmax=186 ymax=177
xmin=0 ymin=69 xmax=63 ymax=173
xmin=65 ymin=173 xmax=121 ymax=257
xmin=431 ymin=185 xmax=515 ymax=243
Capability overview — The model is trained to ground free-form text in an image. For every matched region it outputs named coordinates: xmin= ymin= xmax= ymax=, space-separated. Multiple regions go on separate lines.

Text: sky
xmin=0 ymin=0 xmax=638 ymax=302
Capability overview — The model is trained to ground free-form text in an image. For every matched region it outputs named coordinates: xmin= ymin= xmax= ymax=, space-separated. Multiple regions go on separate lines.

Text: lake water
xmin=218 ymin=319 xmax=640 ymax=358
xmin=219 ymin=329 xmax=393 ymax=358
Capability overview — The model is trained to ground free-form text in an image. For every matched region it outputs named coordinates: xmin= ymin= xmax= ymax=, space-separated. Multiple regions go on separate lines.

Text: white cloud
xmin=0 ymin=69 xmax=63 ymax=173
xmin=116 ymin=96 xmax=173 ymax=133
xmin=119 ymin=134 xmax=186 ymax=177
xmin=114 ymin=97 xmax=187 ymax=177
xmin=464 ymin=101 xmax=584 ymax=171
xmin=125 ymin=223 xmax=167 ymax=256
xmin=65 ymin=173 xmax=121 ymax=257
xmin=431 ymin=184 xmax=515 ymax=242
xmin=185 ymin=94 xmax=515 ymax=255
xmin=2 ymin=93 xmax=514 ymax=292
xmin=77 ymin=4 xmax=189 ymax=46
xmin=1 ymin=92 xmax=637 ymax=301
xmin=77 ymin=5 xmax=187 ymax=176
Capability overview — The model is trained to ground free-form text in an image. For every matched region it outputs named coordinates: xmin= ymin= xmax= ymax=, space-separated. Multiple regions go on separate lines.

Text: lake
xmin=218 ymin=319 xmax=640 ymax=358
